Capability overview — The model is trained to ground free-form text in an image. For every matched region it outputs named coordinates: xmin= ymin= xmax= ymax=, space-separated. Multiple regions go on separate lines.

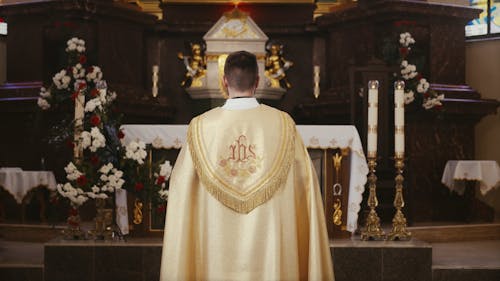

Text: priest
xmin=160 ymin=51 xmax=334 ymax=281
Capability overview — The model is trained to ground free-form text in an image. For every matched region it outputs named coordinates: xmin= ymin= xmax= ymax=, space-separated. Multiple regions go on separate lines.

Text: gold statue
xmin=265 ymin=43 xmax=293 ymax=89
xmin=178 ymin=43 xmax=207 ymax=87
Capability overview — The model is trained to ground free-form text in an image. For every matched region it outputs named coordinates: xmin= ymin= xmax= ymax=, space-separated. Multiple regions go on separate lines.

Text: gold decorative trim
xmin=395 ymin=126 xmax=405 ymax=134
xmin=395 ymin=103 xmax=404 ymax=108
xmin=207 ymin=53 xmax=266 ymax=61
xmin=187 ymin=108 xmax=296 ymax=214
xmin=163 ymin=0 xmax=314 ymax=3
xmin=368 ymin=125 xmax=378 ymax=134
xmin=368 ymin=102 xmax=378 ymax=108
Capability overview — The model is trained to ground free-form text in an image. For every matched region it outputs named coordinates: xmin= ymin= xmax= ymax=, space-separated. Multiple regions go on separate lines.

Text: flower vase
xmin=62 ymin=205 xmax=85 ymax=239
xmin=89 ymin=198 xmax=114 ymax=240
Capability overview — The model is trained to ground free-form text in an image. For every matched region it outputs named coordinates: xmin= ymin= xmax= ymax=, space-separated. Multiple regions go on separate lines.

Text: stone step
xmin=0 ymin=264 xmax=43 ymax=281
xmin=409 ymin=223 xmax=500 ymax=242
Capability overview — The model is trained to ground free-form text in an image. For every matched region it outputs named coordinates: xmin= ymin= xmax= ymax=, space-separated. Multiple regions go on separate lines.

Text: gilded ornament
xmin=264 ymin=43 xmax=293 ymax=89
xmin=178 ymin=43 xmax=207 ymax=88
xmin=133 ymin=198 xmax=143 ymax=225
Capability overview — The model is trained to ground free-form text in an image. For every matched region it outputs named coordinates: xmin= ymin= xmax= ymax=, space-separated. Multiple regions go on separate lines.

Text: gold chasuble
xmin=160 ymin=104 xmax=334 ymax=281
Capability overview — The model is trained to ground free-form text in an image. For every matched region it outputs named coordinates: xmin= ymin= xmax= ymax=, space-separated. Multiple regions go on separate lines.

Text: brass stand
xmin=387 ymin=155 xmax=412 ymax=240
xmin=361 ymin=157 xmax=386 ymax=240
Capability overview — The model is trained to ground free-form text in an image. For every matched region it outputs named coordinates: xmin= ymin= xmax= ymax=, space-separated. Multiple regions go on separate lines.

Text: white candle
xmin=313 ymin=65 xmax=320 ymax=99
xmin=152 ymin=65 xmax=159 ymax=97
xmin=394 ymin=80 xmax=405 ymax=155
xmin=367 ymin=80 xmax=379 ymax=157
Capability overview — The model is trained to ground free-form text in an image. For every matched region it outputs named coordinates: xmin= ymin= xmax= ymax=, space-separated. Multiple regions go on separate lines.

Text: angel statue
xmin=265 ymin=42 xmax=293 ymax=89
xmin=177 ymin=43 xmax=207 ymax=87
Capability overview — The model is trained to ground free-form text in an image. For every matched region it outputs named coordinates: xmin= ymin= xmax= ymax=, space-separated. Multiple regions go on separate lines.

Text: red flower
xmin=416 ymin=74 xmax=423 ymax=81
xmin=90 ymin=155 xmax=100 ymax=166
xmin=434 ymin=104 xmax=443 ymax=110
xmin=156 ymin=204 xmax=166 ymax=214
xmin=117 ymin=130 xmax=125 ymax=139
xmin=69 ymin=207 xmax=79 ymax=216
xmin=79 ymin=55 xmax=87 ymax=64
xmin=156 ymin=176 xmax=166 ymax=185
xmin=424 ymin=92 xmax=430 ymax=98
xmin=0 ymin=18 xmax=4 ymax=23
xmin=399 ymin=47 xmax=408 ymax=57
xmin=90 ymin=115 xmax=101 ymax=126
xmin=135 ymin=182 xmax=144 ymax=192
xmin=76 ymin=175 xmax=87 ymax=186
xmin=394 ymin=20 xmax=416 ymax=27
xmin=71 ymin=92 xmax=79 ymax=101
xmin=78 ymin=81 xmax=86 ymax=90
xmin=90 ymin=88 xmax=99 ymax=97
xmin=66 ymin=138 xmax=75 ymax=149
xmin=87 ymin=66 xmax=94 ymax=73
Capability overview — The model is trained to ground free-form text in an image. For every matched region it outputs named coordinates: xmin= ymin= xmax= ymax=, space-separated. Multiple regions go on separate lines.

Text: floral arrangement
xmin=38 ymin=38 xmax=172 ymax=216
xmin=396 ymin=32 xmax=444 ymax=110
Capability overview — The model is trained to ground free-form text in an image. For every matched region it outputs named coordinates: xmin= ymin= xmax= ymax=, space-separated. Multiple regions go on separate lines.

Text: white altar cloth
xmin=441 ymin=160 xmax=500 ymax=196
xmin=0 ymin=169 xmax=57 ymax=203
xmin=121 ymin=124 xmax=369 ymax=233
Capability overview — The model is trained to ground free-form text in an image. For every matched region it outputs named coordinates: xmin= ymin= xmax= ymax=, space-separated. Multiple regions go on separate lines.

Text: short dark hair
xmin=224 ymin=51 xmax=258 ymax=92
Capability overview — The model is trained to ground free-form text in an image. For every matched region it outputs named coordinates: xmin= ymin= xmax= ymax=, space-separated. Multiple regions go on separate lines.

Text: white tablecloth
xmin=0 ymin=170 xmax=57 ymax=203
xmin=441 ymin=160 xmax=500 ymax=195
xmin=122 ymin=124 xmax=369 ymax=233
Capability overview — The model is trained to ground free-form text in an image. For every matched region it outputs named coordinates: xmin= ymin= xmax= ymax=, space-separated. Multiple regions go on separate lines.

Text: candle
xmin=313 ymin=65 xmax=320 ymax=99
xmin=394 ymin=80 xmax=405 ymax=155
xmin=367 ymin=80 xmax=379 ymax=158
xmin=152 ymin=65 xmax=159 ymax=97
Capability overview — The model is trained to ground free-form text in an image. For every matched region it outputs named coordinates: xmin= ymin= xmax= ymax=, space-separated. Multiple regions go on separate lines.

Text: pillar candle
xmin=152 ymin=65 xmax=159 ymax=97
xmin=394 ymin=80 xmax=405 ymax=155
xmin=313 ymin=65 xmax=320 ymax=99
xmin=367 ymin=80 xmax=379 ymax=157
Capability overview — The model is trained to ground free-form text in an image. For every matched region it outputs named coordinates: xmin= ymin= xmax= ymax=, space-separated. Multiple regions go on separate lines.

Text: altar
xmin=121 ymin=124 xmax=369 ymax=237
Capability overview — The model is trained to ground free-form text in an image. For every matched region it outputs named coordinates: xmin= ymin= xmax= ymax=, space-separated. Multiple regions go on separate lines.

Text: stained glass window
xmin=466 ymin=0 xmax=500 ymax=37
xmin=491 ymin=0 xmax=500 ymax=34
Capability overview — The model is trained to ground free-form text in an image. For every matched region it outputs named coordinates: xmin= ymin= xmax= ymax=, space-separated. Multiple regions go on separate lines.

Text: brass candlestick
xmin=361 ymin=156 xmax=386 ymax=240
xmin=387 ymin=155 xmax=412 ymax=240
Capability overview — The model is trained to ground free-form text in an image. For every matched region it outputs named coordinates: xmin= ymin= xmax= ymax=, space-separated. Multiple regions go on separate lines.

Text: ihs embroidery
xmin=218 ymin=135 xmax=262 ymax=179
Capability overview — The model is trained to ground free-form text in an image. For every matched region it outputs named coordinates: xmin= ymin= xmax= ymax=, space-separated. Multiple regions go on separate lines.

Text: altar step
xmin=1 ymin=238 xmax=499 ymax=281
xmin=0 ymin=223 xmax=63 ymax=242
xmin=409 ymin=223 xmax=500 ymax=242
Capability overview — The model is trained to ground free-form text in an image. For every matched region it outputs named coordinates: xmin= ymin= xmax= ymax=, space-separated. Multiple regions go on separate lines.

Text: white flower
xmin=159 ymin=160 xmax=173 ymax=178
xmin=99 ymin=163 xmax=113 ymax=174
xmin=80 ymin=127 xmax=106 ymax=152
xmin=124 ymin=140 xmax=148 ymax=165
xmin=39 ymin=87 xmax=51 ymax=98
xmin=86 ymin=66 xmax=103 ymax=83
xmin=84 ymin=98 xmax=102 ymax=113
xmin=66 ymin=37 xmax=86 ymax=53
xmin=91 ymin=186 xmax=100 ymax=193
xmin=52 ymin=69 xmax=71 ymax=90
xmin=158 ymin=189 xmax=169 ymax=200
xmin=37 ymin=98 xmax=51 ymax=110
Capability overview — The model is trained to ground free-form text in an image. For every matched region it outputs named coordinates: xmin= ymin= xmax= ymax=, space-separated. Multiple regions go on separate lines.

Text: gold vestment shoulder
xmin=187 ymin=105 xmax=296 ymax=214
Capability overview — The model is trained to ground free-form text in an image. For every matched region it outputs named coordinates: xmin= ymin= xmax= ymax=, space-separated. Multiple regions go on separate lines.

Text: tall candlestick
xmin=394 ymin=80 xmax=405 ymax=156
xmin=367 ymin=80 xmax=378 ymax=158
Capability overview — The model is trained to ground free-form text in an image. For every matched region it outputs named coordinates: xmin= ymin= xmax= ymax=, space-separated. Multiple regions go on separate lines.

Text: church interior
xmin=0 ymin=0 xmax=499 ymax=280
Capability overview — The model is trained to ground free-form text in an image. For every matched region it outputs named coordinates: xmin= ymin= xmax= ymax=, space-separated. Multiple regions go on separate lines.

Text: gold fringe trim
xmin=187 ymin=111 xmax=296 ymax=214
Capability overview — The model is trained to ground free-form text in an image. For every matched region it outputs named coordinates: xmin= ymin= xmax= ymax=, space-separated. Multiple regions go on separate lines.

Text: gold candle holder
xmin=387 ymin=154 xmax=412 ymax=241
xmin=361 ymin=156 xmax=386 ymax=240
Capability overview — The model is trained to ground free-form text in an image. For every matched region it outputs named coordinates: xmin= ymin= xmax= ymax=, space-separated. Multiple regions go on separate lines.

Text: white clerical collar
xmin=222 ymin=97 xmax=259 ymax=110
